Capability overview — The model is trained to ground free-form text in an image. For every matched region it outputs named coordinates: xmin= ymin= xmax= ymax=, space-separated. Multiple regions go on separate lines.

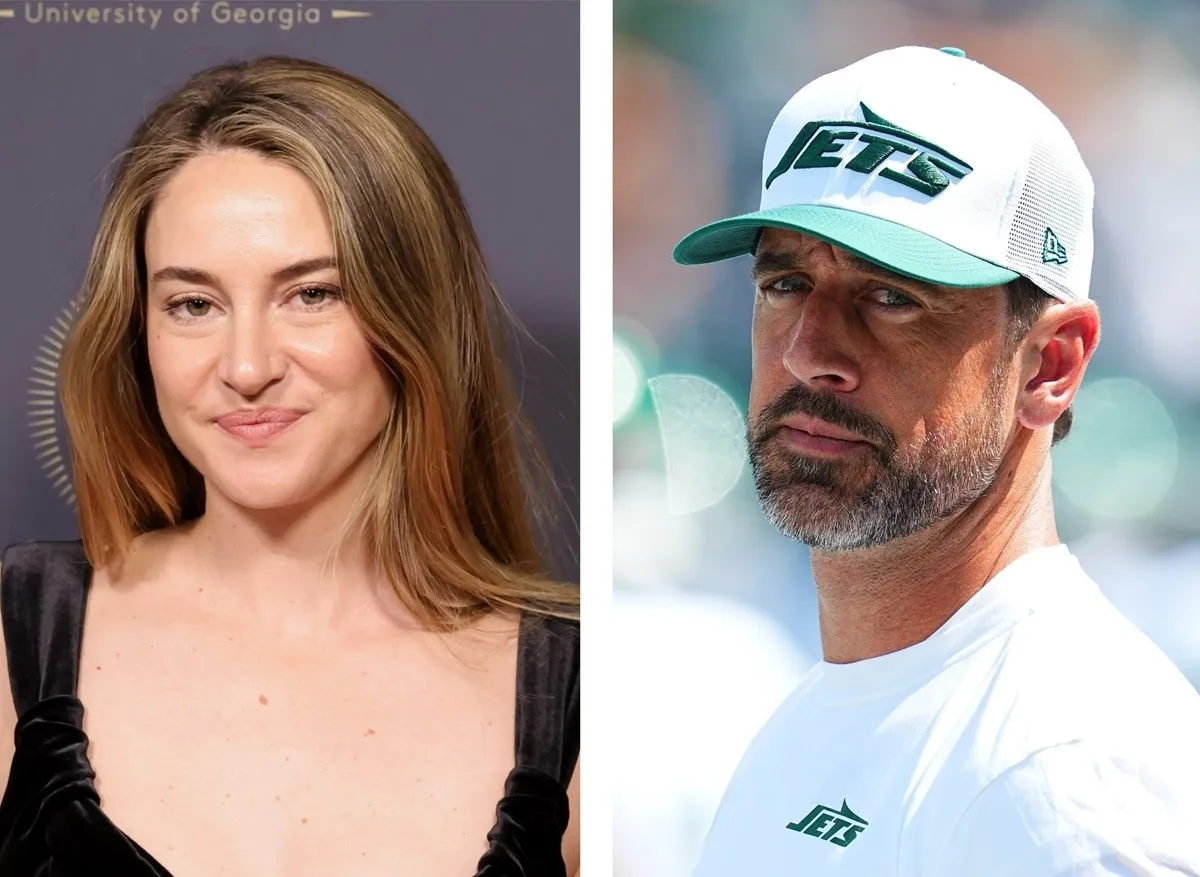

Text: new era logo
xmin=1042 ymin=227 xmax=1068 ymax=265
xmin=765 ymin=102 xmax=972 ymax=198
xmin=786 ymin=799 xmax=869 ymax=847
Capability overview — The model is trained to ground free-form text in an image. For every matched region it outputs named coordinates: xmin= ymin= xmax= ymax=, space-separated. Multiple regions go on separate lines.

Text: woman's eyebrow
xmin=149 ymin=256 xmax=339 ymax=288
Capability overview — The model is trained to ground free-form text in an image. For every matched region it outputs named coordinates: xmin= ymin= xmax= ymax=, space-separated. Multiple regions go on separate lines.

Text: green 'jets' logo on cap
xmin=786 ymin=799 xmax=869 ymax=847
xmin=765 ymin=102 xmax=972 ymax=198
xmin=1042 ymin=226 xmax=1068 ymax=264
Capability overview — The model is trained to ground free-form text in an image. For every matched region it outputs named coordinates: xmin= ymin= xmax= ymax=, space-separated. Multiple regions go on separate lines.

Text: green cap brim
xmin=672 ymin=204 xmax=1019 ymax=288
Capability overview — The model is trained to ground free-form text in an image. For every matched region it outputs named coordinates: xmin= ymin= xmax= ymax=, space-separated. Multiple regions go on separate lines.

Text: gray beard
xmin=747 ymin=375 xmax=1010 ymax=552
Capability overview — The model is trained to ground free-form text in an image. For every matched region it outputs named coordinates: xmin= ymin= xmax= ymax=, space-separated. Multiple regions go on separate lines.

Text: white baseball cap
xmin=673 ymin=45 xmax=1094 ymax=302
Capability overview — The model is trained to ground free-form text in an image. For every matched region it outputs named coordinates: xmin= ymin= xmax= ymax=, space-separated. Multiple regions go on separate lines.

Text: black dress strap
xmin=514 ymin=613 xmax=580 ymax=784
xmin=475 ymin=612 xmax=579 ymax=877
xmin=0 ymin=542 xmax=192 ymax=874
xmin=1 ymin=541 xmax=91 ymax=715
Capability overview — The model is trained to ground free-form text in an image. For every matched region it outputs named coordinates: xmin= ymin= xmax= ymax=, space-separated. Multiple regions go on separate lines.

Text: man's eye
xmin=764 ymin=276 xmax=807 ymax=295
xmin=871 ymin=288 xmax=918 ymax=310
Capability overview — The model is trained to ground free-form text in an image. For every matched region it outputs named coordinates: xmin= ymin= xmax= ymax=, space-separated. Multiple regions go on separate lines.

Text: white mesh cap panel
xmin=1005 ymin=139 xmax=1093 ymax=301
xmin=689 ymin=46 xmax=1098 ymax=296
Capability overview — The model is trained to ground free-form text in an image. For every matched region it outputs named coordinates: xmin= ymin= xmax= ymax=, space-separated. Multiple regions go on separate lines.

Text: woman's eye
xmin=298 ymin=287 xmax=329 ymax=306
xmin=162 ymin=296 xmax=216 ymax=324
xmin=293 ymin=286 xmax=342 ymax=309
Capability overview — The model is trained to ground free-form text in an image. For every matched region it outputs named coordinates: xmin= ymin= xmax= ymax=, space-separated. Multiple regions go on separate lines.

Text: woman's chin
xmin=206 ymin=478 xmax=312 ymax=513
xmin=192 ymin=449 xmax=375 ymax=518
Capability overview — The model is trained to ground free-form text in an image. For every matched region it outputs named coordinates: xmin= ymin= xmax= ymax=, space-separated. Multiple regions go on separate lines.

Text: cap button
xmin=940 ymin=46 xmax=966 ymax=57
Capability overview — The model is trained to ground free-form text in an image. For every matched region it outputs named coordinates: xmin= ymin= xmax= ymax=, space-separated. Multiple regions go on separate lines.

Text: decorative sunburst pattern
xmin=28 ymin=300 xmax=81 ymax=506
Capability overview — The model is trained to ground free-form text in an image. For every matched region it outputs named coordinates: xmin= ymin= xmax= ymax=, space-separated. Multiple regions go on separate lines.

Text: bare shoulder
xmin=0 ymin=559 xmax=14 ymax=791
xmin=95 ymin=525 xmax=185 ymax=592
xmin=438 ymin=609 xmax=577 ymax=692
xmin=440 ymin=607 xmax=524 ymax=670
xmin=565 ymin=756 xmax=580 ymax=875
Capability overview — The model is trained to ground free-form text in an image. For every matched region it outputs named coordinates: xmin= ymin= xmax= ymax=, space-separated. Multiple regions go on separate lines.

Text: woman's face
xmin=143 ymin=149 xmax=394 ymax=514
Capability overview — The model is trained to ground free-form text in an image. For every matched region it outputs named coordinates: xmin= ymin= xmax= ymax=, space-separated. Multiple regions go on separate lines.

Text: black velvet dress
xmin=0 ymin=541 xmax=579 ymax=876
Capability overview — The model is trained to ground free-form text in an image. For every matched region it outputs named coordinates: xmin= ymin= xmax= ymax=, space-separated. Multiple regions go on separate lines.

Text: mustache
xmin=750 ymin=384 xmax=896 ymax=457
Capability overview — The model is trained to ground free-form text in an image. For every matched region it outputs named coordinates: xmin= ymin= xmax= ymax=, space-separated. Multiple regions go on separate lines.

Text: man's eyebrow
xmin=751 ymin=250 xmax=804 ymax=282
xmin=841 ymin=253 xmax=943 ymax=294
xmin=751 ymin=247 xmax=944 ymax=295
xmin=149 ymin=256 xmax=338 ymax=288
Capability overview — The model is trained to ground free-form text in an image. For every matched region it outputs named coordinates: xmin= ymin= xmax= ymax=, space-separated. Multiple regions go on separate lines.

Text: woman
xmin=0 ymin=56 xmax=579 ymax=876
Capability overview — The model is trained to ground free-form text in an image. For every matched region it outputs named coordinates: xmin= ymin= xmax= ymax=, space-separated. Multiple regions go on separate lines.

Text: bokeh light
xmin=648 ymin=374 xmax=747 ymax=514
xmin=614 ymin=333 xmax=645 ymax=425
xmin=1055 ymin=377 xmax=1179 ymax=520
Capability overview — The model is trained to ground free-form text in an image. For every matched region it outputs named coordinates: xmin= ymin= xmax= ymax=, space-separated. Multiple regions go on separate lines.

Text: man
xmin=673 ymin=45 xmax=1200 ymax=875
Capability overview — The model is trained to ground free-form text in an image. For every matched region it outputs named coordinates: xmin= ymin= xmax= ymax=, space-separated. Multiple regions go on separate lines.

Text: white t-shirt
xmin=693 ymin=545 xmax=1200 ymax=876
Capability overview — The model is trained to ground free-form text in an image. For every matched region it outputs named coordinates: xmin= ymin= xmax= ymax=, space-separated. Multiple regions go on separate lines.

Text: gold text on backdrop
xmin=14 ymin=2 xmax=368 ymax=30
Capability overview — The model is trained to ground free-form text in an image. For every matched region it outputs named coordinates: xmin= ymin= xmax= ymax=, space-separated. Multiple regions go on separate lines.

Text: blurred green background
xmin=613 ymin=0 xmax=1200 ymax=873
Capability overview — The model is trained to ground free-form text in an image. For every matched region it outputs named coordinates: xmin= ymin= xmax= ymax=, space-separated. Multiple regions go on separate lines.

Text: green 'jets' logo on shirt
xmin=786 ymin=799 xmax=869 ymax=847
xmin=765 ymin=102 xmax=972 ymax=198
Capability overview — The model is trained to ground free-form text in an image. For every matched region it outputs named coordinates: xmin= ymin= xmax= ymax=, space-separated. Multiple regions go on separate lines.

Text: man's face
xmin=747 ymin=229 xmax=1017 ymax=552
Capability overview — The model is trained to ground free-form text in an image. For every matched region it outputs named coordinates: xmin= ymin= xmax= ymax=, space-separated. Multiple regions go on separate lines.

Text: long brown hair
xmin=59 ymin=56 xmax=576 ymax=631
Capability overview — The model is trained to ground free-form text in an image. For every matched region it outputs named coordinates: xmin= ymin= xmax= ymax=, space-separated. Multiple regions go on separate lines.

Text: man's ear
xmin=1016 ymin=300 xmax=1100 ymax=432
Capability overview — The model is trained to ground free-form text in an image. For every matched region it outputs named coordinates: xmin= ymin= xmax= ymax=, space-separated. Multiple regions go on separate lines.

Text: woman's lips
xmin=215 ymin=409 xmax=304 ymax=445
